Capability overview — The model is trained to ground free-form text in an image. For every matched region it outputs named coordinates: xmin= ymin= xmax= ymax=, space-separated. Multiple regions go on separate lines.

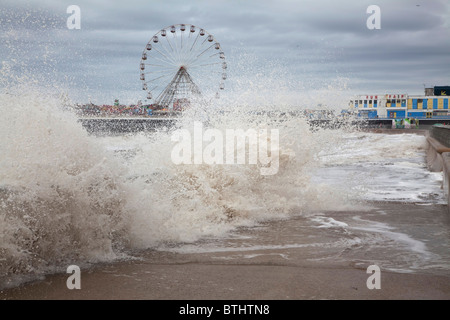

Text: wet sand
xmin=1 ymin=258 xmax=449 ymax=300
xmin=1 ymin=202 xmax=449 ymax=300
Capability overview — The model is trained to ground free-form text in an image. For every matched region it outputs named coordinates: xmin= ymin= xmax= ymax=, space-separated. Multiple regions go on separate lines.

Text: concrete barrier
xmin=430 ymin=125 xmax=450 ymax=147
xmin=426 ymin=129 xmax=450 ymax=213
xmin=441 ymin=153 xmax=450 ymax=213
xmin=426 ymin=135 xmax=450 ymax=172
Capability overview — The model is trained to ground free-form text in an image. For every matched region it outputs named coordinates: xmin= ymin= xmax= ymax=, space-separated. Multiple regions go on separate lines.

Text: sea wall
xmin=430 ymin=125 xmax=450 ymax=147
xmin=427 ymin=125 xmax=450 ymax=213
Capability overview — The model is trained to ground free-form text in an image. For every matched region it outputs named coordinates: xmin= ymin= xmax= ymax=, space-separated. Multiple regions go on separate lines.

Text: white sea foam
xmin=314 ymin=132 xmax=445 ymax=204
xmin=351 ymin=216 xmax=431 ymax=257
xmin=310 ymin=216 xmax=349 ymax=228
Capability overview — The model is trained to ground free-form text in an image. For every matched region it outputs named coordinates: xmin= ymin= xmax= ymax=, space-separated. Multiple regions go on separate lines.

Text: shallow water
xmin=117 ymin=131 xmax=450 ymax=276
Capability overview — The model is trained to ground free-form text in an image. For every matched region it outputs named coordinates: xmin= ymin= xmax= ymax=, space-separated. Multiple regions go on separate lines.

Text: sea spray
xmin=116 ymin=101 xmax=358 ymax=248
xmin=0 ymin=84 xmax=359 ymax=288
xmin=0 ymin=87 xmax=132 ymax=288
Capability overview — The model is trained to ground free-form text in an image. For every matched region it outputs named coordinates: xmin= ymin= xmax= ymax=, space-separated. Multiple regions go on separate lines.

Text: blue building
xmin=349 ymin=86 xmax=450 ymax=120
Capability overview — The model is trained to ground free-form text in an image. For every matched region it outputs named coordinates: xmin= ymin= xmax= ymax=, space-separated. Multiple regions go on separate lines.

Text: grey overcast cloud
xmin=1 ymin=0 xmax=449 ymax=107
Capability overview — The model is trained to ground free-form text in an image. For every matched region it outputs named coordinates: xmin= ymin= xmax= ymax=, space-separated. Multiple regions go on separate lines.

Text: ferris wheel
xmin=140 ymin=24 xmax=227 ymax=110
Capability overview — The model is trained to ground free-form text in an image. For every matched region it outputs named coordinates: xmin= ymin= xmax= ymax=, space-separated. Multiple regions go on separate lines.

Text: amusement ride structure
xmin=140 ymin=24 xmax=226 ymax=111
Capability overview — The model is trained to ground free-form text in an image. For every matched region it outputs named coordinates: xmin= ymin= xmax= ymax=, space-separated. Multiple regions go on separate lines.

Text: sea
xmin=1 ymin=90 xmax=450 ymax=290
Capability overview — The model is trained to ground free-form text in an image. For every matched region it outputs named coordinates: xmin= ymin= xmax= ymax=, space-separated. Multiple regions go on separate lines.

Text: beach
xmin=2 ymin=202 xmax=450 ymax=300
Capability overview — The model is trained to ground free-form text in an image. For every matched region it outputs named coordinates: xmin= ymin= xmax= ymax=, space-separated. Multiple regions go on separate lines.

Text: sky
xmin=1 ymin=0 xmax=449 ymax=108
